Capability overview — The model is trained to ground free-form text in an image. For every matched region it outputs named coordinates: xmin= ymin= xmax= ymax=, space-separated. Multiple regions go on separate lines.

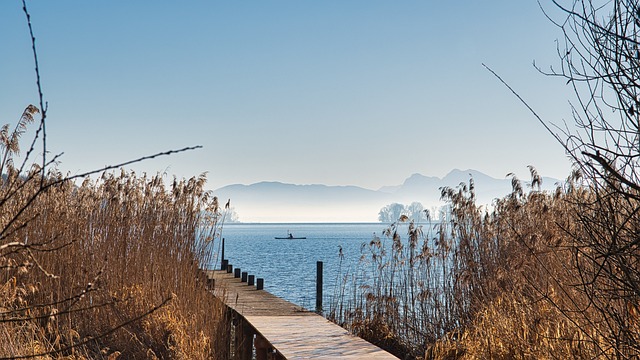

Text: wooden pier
xmin=207 ymin=269 xmax=398 ymax=359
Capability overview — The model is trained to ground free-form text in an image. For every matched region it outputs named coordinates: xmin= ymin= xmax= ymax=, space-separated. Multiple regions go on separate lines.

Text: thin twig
xmin=21 ymin=0 xmax=47 ymax=188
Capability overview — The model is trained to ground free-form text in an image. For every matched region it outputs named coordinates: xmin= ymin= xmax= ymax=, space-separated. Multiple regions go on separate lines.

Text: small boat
xmin=275 ymin=232 xmax=306 ymax=240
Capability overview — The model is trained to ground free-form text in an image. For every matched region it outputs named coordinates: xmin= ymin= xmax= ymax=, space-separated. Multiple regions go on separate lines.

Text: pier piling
xmin=220 ymin=238 xmax=226 ymax=270
xmin=316 ymin=261 xmax=323 ymax=313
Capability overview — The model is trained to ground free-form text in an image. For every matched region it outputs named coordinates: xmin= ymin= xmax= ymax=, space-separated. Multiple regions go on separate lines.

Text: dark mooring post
xmin=220 ymin=238 xmax=226 ymax=270
xmin=316 ymin=261 xmax=323 ymax=313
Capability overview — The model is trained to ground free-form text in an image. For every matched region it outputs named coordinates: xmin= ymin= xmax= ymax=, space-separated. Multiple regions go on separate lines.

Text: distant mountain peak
xmin=442 ymin=168 xmax=498 ymax=184
xmin=213 ymin=169 xmax=562 ymax=222
xmin=445 ymin=168 xmax=483 ymax=177
xmin=401 ymin=173 xmax=439 ymax=186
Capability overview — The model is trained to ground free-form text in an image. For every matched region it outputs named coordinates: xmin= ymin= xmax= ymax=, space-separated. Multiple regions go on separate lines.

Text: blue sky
xmin=1 ymin=1 xmax=573 ymax=191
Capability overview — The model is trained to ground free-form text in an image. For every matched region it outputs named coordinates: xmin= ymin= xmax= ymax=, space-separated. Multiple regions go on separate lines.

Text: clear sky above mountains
xmin=1 ymin=1 xmax=573 ymax=191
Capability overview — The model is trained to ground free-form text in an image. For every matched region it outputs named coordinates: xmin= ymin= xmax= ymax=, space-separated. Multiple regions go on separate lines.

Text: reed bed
xmin=329 ymin=170 xmax=640 ymax=359
xmin=0 ymin=112 xmax=229 ymax=358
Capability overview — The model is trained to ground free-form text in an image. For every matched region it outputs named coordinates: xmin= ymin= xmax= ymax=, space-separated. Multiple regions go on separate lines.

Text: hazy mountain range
xmin=213 ymin=169 xmax=561 ymax=223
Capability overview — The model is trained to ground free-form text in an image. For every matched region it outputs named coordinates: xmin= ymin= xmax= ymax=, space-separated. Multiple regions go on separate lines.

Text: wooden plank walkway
xmin=207 ymin=270 xmax=398 ymax=360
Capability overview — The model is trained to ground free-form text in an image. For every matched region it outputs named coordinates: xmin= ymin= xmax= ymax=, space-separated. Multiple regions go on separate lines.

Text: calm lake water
xmin=209 ymin=223 xmax=392 ymax=310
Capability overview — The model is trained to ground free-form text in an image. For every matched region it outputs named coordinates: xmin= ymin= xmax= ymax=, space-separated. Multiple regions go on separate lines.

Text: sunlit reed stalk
xmin=0 ymin=112 xmax=229 ymax=358
xmin=329 ymin=167 xmax=640 ymax=359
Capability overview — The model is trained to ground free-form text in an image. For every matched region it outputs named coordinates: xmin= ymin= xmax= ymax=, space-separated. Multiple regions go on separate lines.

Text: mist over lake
xmin=214 ymin=169 xmax=561 ymax=223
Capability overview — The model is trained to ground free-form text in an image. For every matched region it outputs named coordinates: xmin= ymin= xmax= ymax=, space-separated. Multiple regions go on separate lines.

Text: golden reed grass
xmin=0 ymin=111 xmax=229 ymax=359
xmin=330 ymin=170 xmax=640 ymax=359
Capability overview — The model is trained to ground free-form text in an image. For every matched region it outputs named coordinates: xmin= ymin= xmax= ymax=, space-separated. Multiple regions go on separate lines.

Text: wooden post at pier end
xmin=316 ymin=261 xmax=323 ymax=313
xmin=220 ymin=237 xmax=225 ymax=270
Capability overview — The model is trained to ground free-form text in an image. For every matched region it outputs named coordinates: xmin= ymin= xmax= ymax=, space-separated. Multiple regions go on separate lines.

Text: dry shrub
xmin=427 ymin=172 xmax=639 ymax=359
xmin=428 ymin=291 xmax=599 ymax=360
xmin=332 ymin=168 xmax=640 ymax=359
xmin=0 ymin=111 xmax=229 ymax=359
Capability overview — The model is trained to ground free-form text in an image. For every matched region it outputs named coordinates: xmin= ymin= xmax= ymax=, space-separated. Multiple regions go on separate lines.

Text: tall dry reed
xmin=0 ymin=109 xmax=229 ymax=359
xmin=330 ymin=168 xmax=639 ymax=359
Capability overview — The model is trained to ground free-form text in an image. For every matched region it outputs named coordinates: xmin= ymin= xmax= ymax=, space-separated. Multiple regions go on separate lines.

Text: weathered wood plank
xmin=208 ymin=270 xmax=398 ymax=359
xmin=247 ymin=316 xmax=397 ymax=359
xmin=208 ymin=270 xmax=311 ymax=316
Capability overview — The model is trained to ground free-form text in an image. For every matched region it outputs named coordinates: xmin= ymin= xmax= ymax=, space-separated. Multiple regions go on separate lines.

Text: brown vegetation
xmin=0 ymin=109 xmax=229 ymax=358
xmin=330 ymin=169 xmax=639 ymax=359
xmin=1 ymin=2 xmax=230 ymax=358
xmin=330 ymin=1 xmax=640 ymax=358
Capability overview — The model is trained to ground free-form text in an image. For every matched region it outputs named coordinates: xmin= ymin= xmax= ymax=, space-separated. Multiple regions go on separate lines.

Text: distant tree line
xmin=378 ymin=202 xmax=429 ymax=223
xmin=226 ymin=207 xmax=240 ymax=223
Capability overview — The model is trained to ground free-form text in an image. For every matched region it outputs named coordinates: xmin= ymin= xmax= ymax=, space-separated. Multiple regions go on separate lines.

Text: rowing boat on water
xmin=274 ymin=236 xmax=306 ymax=239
